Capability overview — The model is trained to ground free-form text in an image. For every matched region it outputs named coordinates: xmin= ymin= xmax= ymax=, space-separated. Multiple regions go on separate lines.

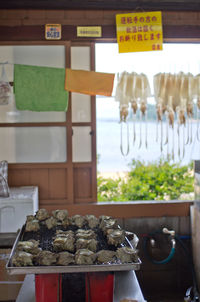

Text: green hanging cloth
xmin=14 ymin=64 xmax=68 ymax=111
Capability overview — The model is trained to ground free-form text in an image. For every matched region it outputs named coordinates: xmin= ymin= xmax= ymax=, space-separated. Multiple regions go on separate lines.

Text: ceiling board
xmin=0 ymin=0 xmax=200 ymax=11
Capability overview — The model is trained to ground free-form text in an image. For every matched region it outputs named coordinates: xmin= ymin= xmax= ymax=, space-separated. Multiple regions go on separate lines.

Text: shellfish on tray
xmin=9 ymin=209 xmax=140 ymax=271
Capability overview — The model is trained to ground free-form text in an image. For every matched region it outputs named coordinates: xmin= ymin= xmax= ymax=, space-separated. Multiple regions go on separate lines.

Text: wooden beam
xmin=40 ymin=201 xmax=193 ymax=218
xmin=0 ymin=0 xmax=200 ymax=11
xmin=0 ymin=25 xmax=200 ymax=42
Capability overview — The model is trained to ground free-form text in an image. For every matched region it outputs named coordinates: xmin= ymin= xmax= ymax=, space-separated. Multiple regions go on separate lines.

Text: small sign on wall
xmin=77 ymin=26 xmax=102 ymax=37
xmin=45 ymin=24 xmax=62 ymax=40
xmin=116 ymin=11 xmax=163 ymax=53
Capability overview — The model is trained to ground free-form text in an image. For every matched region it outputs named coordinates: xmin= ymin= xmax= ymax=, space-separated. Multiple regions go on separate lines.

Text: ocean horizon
xmin=96 ymin=119 xmax=200 ymax=173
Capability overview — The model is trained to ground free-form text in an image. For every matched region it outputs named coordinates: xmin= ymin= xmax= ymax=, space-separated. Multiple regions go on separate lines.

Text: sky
xmin=95 ymin=43 xmax=200 ymax=76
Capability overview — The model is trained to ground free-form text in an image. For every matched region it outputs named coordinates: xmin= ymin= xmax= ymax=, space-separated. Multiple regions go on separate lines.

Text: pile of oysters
xmin=12 ymin=209 xmax=138 ymax=267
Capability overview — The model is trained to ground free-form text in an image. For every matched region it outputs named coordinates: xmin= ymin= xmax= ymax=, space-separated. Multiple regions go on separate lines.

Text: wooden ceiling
xmin=0 ymin=0 xmax=200 ymax=11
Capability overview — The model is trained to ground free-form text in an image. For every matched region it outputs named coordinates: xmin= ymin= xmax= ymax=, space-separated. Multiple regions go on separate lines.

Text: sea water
xmin=97 ymin=119 xmax=200 ymax=173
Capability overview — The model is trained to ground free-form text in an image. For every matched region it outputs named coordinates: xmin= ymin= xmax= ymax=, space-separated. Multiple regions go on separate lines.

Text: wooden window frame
xmin=70 ymin=42 xmax=97 ymax=204
xmin=0 ymin=41 xmax=97 ymax=208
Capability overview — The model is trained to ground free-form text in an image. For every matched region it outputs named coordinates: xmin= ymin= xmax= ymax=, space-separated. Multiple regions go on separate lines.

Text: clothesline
xmin=1 ymin=63 xmax=200 ymax=112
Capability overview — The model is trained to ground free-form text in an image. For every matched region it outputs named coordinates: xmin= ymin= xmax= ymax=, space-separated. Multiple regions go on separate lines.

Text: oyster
xmin=61 ymin=218 xmax=70 ymax=228
xmin=26 ymin=215 xmax=35 ymax=222
xmin=76 ymin=229 xmax=96 ymax=240
xmin=99 ymin=215 xmax=111 ymax=221
xmin=57 ymin=252 xmax=75 ymax=266
xmin=96 ymin=250 xmax=116 ymax=264
xmin=75 ymin=249 xmax=96 ymax=265
xmin=35 ymin=251 xmax=58 ymax=266
xmin=116 ymin=247 xmax=138 ymax=263
xmin=85 ymin=215 xmax=99 ymax=229
xmin=17 ymin=240 xmax=40 ymax=254
xmin=53 ymin=235 xmax=75 ymax=253
xmin=45 ymin=217 xmax=57 ymax=229
xmin=71 ymin=215 xmax=85 ymax=228
xmin=106 ymin=229 xmax=125 ymax=246
xmin=36 ymin=209 xmax=49 ymax=221
xmin=12 ymin=251 xmax=33 ymax=267
xmin=76 ymin=238 xmax=97 ymax=252
xmin=99 ymin=218 xmax=118 ymax=233
xmin=52 ymin=209 xmax=68 ymax=221
xmin=56 ymin=230 xmax=74 ymax=237
xmin=25 ymin=219 xmax=40 ymax=232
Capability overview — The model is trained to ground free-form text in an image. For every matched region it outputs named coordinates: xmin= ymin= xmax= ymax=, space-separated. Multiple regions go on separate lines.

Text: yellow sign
xmin=45 ymin=24 xmax=62 ymax=40
xmin=77 ymin=26 xmax=102 ymax=37
xmin=116 ymin=11 xmax=163 ymax=53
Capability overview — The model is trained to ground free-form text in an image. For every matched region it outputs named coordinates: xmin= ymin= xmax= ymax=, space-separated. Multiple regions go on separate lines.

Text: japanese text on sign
xmin=116 ymin=12 xmax=163 ymax=53
xmin=45 ymin=24 xmax=62 ymax=40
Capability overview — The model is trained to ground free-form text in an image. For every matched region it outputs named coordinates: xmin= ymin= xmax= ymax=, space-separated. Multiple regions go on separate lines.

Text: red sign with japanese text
xmin=116 ymin=12 xmax=163 ymax=53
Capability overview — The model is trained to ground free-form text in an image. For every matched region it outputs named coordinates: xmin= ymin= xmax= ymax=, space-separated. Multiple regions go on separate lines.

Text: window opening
xmin=96 ymin=43 xmax=200 ymax=202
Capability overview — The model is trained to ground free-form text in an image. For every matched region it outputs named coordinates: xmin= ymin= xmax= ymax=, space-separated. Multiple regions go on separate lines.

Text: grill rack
xmin=6 ymin=224 xmax=141 ymax=275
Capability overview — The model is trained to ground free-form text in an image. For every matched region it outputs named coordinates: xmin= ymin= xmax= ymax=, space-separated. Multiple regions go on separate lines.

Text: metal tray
xmin=6 ymin=225 xmax=141 ymax=275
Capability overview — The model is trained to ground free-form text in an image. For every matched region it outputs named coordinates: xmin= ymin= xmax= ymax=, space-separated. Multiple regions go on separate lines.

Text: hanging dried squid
xmin=154 ymin=71 xmax=196 ymax=161
xmin=115 ymin=72 xmax=130 ymax=156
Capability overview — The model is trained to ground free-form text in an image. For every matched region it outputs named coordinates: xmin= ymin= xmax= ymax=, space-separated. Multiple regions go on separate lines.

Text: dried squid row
xmin=154 ymin=72 xmax=198 ymax=160
xmin=115 ymin=72 xmax=151 ymax=155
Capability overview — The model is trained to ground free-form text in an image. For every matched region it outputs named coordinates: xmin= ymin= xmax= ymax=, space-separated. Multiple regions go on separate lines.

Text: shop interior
xmin=0 ymin=2 xmax=200 ymax=302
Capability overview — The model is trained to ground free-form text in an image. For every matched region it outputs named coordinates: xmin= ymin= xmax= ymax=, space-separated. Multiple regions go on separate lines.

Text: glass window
xmin=13 ymin=45 xmax=65 ymax=68
xmin=71 ymin=46 xmax=92 ymax=161
xmin=72 ymin=93 xmax=91 ymax=123
xmin=71 ymin=46 xmax=91 ymax=122
xmin=0 ymin=127 xmax=66 ymax=163
xmin=72 ymin=126 xmax=92 ymax=162
xmin=71 ymin=46 xmax=90 ymax=70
